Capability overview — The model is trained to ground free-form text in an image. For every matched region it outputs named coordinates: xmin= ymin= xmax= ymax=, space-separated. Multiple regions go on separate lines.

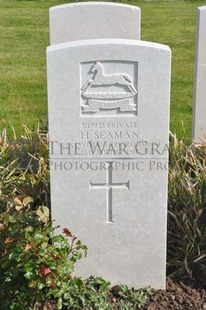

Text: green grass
xmin=139 ymin=1 xmax=197 ymax=142
xmin=0 ymin=0 xmax=203 ymax=140
xmin=0 ymin=1 xmax=50 ymax=135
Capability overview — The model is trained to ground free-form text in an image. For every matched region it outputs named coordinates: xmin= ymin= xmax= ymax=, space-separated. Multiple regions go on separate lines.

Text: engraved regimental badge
xmin=81 ymin=61 xmax=138 ymax=116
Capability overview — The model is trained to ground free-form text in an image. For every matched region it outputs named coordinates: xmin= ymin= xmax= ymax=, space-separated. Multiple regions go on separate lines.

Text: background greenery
xmin=0 ymin=0 xmax=204 ymax=140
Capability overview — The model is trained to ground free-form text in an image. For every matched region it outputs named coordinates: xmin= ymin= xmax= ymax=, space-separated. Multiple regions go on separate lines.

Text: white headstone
xmin=49 ymin=2 xmax=141 ymax=45
xmin=47 ymin=38 xmax=171 ymax=290
xmin=192 ymin=6 xmax=206 ymax=141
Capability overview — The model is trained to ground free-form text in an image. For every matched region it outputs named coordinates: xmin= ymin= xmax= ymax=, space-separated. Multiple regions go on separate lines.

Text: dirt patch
xmin=144 ymin=277 xmax=206 ymax=310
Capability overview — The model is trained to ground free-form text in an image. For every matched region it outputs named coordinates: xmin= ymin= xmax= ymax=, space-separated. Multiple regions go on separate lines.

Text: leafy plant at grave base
xmin=0 ymin=200 xmax=152 ymax=310
xmin=34 ymin=276 xmax=152 ymax=310
xmin=167 ymin=133 xmax=206 ymax=279
xmin=114 ymin=284 xmax=153 ymax=310
xmin=0 ymin=201 xmax=87 ymax=310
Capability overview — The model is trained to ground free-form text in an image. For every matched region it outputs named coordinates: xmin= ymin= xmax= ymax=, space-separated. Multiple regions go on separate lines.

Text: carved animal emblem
xmin=81 ymin=62 xmax=137 ymax=94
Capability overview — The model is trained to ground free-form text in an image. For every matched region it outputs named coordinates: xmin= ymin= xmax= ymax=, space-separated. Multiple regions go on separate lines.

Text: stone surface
xmin=193 ymin=6 xmax=206 ymax=141
xmin=47 ymin=38 xmax=171 ymax=289
xmin=49 ymin=2 xmax=141 ymax=45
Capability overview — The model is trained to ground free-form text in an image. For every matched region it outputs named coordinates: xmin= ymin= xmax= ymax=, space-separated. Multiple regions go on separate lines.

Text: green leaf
xmin=37 ymin=282 xmax=44 ymax=290
xmin=75 ymin=277 xmax=83 ymax=289
xmin=53 ymin=235 xmax=65 ymax=243
xmin=57 ymin=297 xmax=63 ymax=310
xmin=28 ymin=279 xmax=38 ymax=288
xmin=41 ymin=242 xmax=48 ymax=249
xmin=25 ymin=226 xmax=33 ymax=232
xmin=23 ymin=196 xmax=33 ymax=206
xmin=24 ymin=271 xmax=33 ymax=280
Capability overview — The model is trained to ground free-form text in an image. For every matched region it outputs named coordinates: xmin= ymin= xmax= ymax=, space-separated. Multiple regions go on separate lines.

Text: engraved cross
xmin=90 ymin=162 xmax=130 ymax=223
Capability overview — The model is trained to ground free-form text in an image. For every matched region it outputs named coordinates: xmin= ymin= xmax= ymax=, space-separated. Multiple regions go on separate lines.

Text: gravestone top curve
xmin=48 ymin=38 xmax=170 ymax=52
xmin=49 ymin=2 xmax=141 ymax=45
xmin=198 ymin=5 xmax=206 ymax=11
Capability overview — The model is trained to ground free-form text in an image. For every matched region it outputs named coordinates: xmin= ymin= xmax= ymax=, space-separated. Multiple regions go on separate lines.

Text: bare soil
xmin=144 ymin=277 xmax=206 ymax=310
